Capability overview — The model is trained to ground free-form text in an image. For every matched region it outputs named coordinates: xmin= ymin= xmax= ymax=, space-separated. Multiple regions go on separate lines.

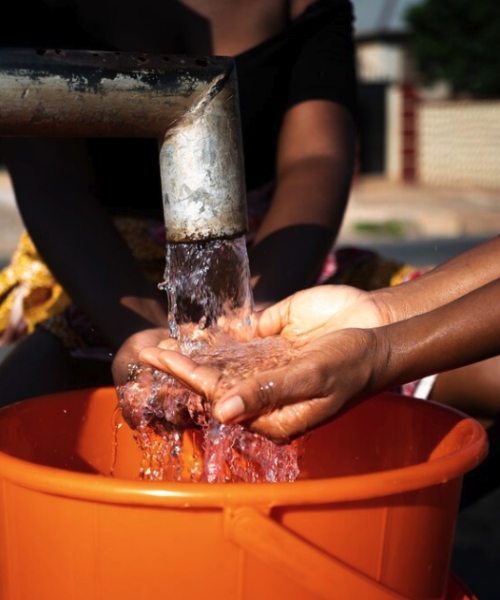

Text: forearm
xmin=30 ymin=198 xmax=167 ymax=349
xmin=371 ymin=277 xmax=500 ymax=393
xmin=373 ymin=235 xmax=500 ymax=324
xmin=29 ymin=202 xmax=166 ymax=348
xmin=4 ymin=139 xmax=168 ymax=350
xmin=253 ymin=156 xmax=350 ymax=244
xmin=250 ymin=156 xmax=352 ymax=305
xmin=249 ymin=99 xmax=355 ymax=306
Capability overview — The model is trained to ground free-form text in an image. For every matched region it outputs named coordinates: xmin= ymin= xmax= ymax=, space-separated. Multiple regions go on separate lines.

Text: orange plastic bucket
xmin=0 ymin=388 xmax=487 ymax=600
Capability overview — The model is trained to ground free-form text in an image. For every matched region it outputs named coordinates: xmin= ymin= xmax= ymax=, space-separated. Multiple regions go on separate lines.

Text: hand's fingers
xmin=139 ymin=347 xmax=226 ymax=400
xmin=212 ymin=352 xmax=338 ymax=425
xmin=253 ymin=296 xmax=292 ymax=338
xmin=243 ymin=397 xmax=338 ymax=445
xmin=253 ymin=301 xmax=274 ymax=313
xmin=158 ymin=338 xmax=180 ymax=351
xmin=111 ymin=355 xmax=131 ymax=387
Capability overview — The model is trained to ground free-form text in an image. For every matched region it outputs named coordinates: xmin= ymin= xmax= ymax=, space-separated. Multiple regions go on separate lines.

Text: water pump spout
xmin=0 ymin=48 xmax=248 ymax=242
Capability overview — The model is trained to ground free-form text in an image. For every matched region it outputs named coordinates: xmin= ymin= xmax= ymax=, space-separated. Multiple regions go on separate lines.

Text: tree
xmin=405 ymin=0 xmax=500 ymax=97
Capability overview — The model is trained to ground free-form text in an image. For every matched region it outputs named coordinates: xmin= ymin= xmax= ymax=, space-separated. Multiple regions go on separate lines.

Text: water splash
xmin=117 ymin=236 xmax=303 ymax=483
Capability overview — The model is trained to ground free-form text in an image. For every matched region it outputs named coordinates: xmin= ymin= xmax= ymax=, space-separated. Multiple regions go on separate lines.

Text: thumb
xmin=253 ymin=296 xmax=292 ymax=338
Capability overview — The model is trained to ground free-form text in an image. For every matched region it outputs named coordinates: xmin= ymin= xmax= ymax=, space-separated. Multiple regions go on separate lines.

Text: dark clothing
xmin=237 ymin=0 xmax=357 ymax=189
xmin=0 ymin=0 xmax=357 ymax=211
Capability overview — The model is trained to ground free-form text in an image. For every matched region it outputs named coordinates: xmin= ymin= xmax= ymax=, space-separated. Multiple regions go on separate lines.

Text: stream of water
xmin=117 ymin=236 xmax=303 ymax=483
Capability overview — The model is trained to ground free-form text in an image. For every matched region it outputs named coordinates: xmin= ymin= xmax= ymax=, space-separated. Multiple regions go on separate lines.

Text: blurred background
xmin=348 ymin=4 xmax=500 ymax=597
xmin=5 ymin=0 xmax=499 ymax=266
xmin=343 ymin=0 xmax=500 ymax=261
xmin=0 ymin=0 xmax=499 ymax=596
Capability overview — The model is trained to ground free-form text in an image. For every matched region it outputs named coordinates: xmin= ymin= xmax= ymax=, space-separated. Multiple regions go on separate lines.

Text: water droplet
xmin=116 ymin=237 xmax=302 ymax=483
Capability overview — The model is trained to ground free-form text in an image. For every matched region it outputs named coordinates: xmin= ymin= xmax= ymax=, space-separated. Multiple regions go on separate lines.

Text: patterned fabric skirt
xmin=0 ymin=218 xmax=428 ymax=336
xmin=0 ymin=215 xmax=430 ymax=394
xmin=0 ymin=217 xmax=166 ymax=349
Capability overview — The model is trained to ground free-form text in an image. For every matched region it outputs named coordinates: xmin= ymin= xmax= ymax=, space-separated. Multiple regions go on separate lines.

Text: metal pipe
xmin=0 ymin=47 xmax=248 ymax=242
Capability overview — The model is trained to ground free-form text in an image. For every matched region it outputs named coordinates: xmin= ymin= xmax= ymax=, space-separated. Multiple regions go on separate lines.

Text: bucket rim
xmin=0 ymin=389 xmax=488 ymax=509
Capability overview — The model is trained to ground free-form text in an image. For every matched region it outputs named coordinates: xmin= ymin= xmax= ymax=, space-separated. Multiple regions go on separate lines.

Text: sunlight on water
xmin=117 ymin=236 xmax=303 ymax=483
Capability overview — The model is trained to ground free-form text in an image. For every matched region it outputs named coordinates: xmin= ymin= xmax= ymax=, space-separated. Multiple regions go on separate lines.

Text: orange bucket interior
xmin=0 ymin=387 xmax=487 ymax=600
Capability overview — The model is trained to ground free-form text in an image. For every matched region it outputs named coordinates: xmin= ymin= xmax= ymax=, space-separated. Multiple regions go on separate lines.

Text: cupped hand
xmin=252 ymin=285 xmax=388 ymax=346
xmin=112 ymin=327 xmax=172 ymax=386
xmin=139 ymin=326 xmax=385 ymax=444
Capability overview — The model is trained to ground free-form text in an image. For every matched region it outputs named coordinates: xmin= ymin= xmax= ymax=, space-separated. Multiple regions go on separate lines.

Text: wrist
xmin=339 ymin=327 xmax=392 ymax=401
xmin=370 ymin=283 xmax=424 ymax=326
xmin=369 ymin=315 xmax=438 ymax=394
xmin=363 ymin=325 xmax=396 ymax=396
xmin=368 ymin=288 xmax=400 ymax=326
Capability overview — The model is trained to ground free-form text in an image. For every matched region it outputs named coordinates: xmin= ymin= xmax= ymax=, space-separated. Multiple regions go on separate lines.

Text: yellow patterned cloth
xmin=0 ymin=217 xmax=166 ymax=346
xmin=0 ymin=223 xmax=430 ymax=349
xmin=320 ymin=247 xmax=429 ymax=290
xmin=0 ymin=232 xmax=71 ymax=344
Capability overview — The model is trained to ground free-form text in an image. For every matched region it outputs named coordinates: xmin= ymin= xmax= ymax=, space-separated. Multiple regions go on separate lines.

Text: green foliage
xmin=353 ymin=220 xmax=408 ymax=238
xmin=405 ymin=0 xmax=500 ymax=97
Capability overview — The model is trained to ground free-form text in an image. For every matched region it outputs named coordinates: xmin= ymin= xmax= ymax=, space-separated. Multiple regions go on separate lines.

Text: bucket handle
xmin=224 ymin=507 xmax=410 ymax=600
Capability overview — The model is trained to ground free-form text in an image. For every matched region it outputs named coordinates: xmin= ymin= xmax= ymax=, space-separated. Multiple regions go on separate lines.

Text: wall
xmin=357 ymin=43 xmax=406 ymax=82
xmin=418 ymin=101 xmax=500 ymax=189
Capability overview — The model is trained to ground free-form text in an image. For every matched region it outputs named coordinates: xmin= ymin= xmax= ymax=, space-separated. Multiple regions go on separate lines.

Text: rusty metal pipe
xmin=0 ymin=47 xmax=248 ymax=242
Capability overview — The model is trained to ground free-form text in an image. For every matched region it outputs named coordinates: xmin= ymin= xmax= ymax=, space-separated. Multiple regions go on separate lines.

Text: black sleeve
xmin=286 ymin=0 xmax=358 ymax=119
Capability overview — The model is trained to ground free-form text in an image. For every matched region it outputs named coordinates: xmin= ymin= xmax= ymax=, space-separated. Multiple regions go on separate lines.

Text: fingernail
xmin=215 ymin=396 xmax=245 ymax=422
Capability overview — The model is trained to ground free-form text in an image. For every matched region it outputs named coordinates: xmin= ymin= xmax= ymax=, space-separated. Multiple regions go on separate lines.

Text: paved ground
xmin=1 ymin=172 xmax=500 ymax=598
xmin=340 ymin=176 xmax=500 ymax=244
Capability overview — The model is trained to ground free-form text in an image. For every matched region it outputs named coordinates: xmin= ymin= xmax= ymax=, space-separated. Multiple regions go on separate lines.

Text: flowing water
xmin=117 ymin=236 xmax=303 ymax=483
